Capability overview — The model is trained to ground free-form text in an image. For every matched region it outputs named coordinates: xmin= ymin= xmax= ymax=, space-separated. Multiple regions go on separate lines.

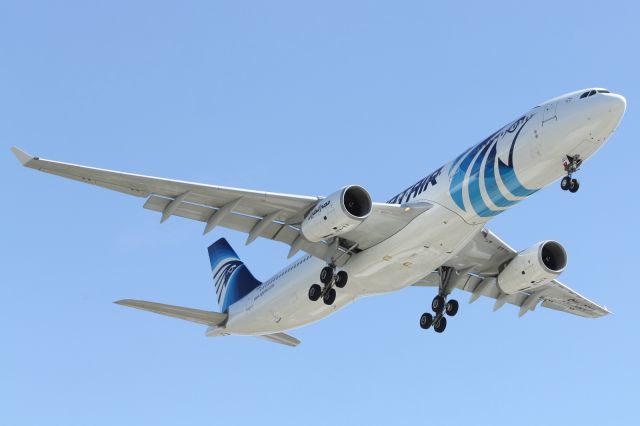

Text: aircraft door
xmin=542 ymin=102 xmax=557 ymax=126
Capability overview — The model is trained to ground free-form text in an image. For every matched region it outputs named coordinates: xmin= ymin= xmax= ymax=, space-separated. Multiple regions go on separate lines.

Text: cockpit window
xmin=580 ymin=89 xmax=608 ymax=99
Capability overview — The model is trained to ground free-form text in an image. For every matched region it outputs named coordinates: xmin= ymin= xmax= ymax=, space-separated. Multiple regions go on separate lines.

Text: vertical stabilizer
xmin=208 ymin=238 xmax=261 ymax=312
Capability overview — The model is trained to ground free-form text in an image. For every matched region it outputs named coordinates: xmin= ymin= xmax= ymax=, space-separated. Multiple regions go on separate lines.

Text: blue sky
xmin=2 ymin=1 xmax=638 ymax=424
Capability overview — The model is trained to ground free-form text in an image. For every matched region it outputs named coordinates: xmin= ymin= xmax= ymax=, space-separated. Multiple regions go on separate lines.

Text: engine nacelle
xmin=497 ymin=241 xmax=568 ymax=294
xmin=301 ymin=185 xmax=372 ymax=242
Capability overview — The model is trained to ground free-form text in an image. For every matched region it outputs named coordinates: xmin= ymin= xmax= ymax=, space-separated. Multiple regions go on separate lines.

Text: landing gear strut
xmin=561 ymin=155 xmax=582 ymax=193
xmin=308 ymin=265 xmax=349 ymax=306
xmin=419 ymin=266 xmax=459 ymax=334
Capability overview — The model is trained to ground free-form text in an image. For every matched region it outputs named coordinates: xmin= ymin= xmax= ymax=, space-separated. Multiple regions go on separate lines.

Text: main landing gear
xmin=308 ymin=265 xmax=348 ymax=306
xmin=419 ymin=266 xmax=459 ymax=334
xmin=560 ymin=155 xmax=582 ymax=193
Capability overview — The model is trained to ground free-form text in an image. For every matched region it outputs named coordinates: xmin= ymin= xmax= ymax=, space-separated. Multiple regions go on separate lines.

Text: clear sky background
xmin=2 ymin=1 xmax=638 ymax=424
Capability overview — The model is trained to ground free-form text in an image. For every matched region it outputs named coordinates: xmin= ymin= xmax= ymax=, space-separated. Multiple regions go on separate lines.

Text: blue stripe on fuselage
xmin=497 ymin=159 xmax=538 ymax=197
xmin=467 ymin=142 xmax=499 ymax=217
xmin=449 ymin=136 xmax=495 ymax=212
xmin=483 ymin=143 xmax=519 ymax=208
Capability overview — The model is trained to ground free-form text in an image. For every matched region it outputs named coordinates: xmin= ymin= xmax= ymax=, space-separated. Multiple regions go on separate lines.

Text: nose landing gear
xmin=308 ymin=265 xmax=348 ymax=306
xmin=561 ymin=155 xmax=582 ymax=193
xmin=419 ymin=266 xmax=459 ymax=334
xmin=561 ymin=176 xmax=580 ymax=193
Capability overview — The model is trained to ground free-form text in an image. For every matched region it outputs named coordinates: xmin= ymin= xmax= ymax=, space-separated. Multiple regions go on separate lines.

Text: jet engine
xmin=301 ymin=185 xmax=372 ymax=242
xmin=497 ymin=241 xmax=567 ymax=294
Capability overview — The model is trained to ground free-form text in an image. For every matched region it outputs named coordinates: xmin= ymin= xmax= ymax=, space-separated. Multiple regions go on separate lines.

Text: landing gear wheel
xmin=323 ymin=288 xmax=337 ymax=305
xmin=433 ymin=316 xmax=447 ymax=333
xmin=431 ymin=295 xmax=445 ymax=313
xmin=308 ymin=284 xmax=322 ymax=302
xmin=334 ymin=271 xmax=348 ymax=288
xmin=419 ymin=312 xmax=434 ymax=329
xmin=445 ymin=299 xmax=459 ymax=317
xmin=320 ymin=266 xmax=334 ymax=284
xmin=569 ymin=178 xmax=580 ymax=193
xmin=561 ymin=176 xmax=572 ymax=191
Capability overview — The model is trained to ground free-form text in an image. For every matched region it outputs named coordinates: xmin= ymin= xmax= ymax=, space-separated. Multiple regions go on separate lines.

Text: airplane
xmin=11 ymin=87 xmax=626 ymax=346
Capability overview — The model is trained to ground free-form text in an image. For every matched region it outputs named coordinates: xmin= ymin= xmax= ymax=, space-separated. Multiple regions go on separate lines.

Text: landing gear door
xmin=542 ymin=102 xmax=557 ymax=126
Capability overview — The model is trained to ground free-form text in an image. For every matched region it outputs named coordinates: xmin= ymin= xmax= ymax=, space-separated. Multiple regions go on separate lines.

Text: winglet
xmin=10 ymin=146 xmax=36 ymax=166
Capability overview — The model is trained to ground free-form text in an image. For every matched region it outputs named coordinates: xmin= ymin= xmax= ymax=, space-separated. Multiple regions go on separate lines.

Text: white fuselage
xmin=219 ymin=89 xmax=626 ymax=336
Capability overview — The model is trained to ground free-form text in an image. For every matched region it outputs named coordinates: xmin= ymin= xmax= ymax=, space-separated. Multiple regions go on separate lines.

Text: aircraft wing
xmin=412 ymin=228 xmax=610 ymax=318
xmin=12 ymin=147 xmax=428 ymax=263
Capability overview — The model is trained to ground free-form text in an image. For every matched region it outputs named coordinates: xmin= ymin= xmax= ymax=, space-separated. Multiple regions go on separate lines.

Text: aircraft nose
xmin=601 ymin=93 xmax=627 ymax=127
xmin=589 ymin=92 xmax=626 ymax=132
xmin=604 ymin=93 xmax=626 ymax=116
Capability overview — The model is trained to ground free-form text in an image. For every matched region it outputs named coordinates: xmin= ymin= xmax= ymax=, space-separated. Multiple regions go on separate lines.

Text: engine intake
xmin=301 ymin=185 xmax=372 ymax=242
xmin=497 ymin=241 xmax=567 ymax=294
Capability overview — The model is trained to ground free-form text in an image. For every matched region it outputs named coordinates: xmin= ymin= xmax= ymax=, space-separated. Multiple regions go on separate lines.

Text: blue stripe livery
xmin=467 ymin=141 xmax=496 ymax=217
xmin=208 ymin=238 xmax=261 ymax=312
xmin=483 ymin=144 xmax=519 ymax=209
xmin=448 ymin=113 xmax=538 ymax=218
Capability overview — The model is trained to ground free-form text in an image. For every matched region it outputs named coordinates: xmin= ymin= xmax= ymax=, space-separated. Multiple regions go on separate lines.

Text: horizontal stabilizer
xmin=256 ymin=332 xmax=301 ymax=347
xmin=115 ymin=299 xmax=227 ymax=326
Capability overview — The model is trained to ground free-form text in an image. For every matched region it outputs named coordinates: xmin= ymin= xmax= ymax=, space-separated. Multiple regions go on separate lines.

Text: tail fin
xmin=208 ymin=238 xmax=261 ymax=312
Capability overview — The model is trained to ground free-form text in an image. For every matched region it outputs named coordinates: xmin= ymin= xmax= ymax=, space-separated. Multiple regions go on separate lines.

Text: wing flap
xmin=143 ymin=194 xmax=333 ymax=260
xmin=413 ymin=272 xmax=607 ymax=318
xmin=540 ymin=280 xmax=610 ymax=318
xmin=144 ymin=195 xmax=336 ymax=262
xmin=144 ymin=194 xmax=259 ymax=229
